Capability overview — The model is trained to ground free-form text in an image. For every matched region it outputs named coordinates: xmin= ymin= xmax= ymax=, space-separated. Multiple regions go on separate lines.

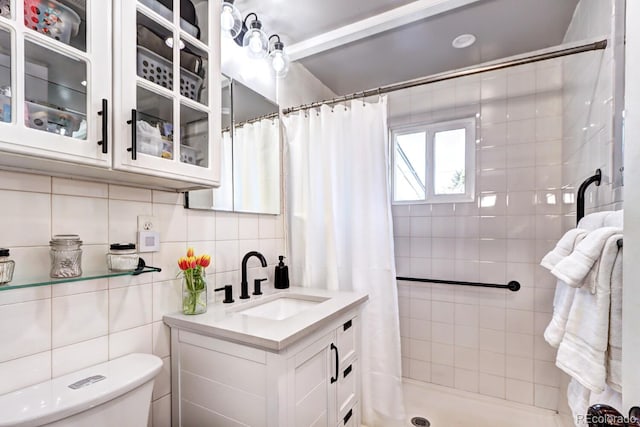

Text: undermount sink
xmin=233 ymin=294 xmax=330 ymax=320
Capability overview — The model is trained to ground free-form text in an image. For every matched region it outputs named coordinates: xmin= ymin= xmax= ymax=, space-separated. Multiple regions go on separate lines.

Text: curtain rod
xmin=281 ymin=39 xmax=608 ymax=115
xmin=222 ymin=111 xmax=280 ymax=133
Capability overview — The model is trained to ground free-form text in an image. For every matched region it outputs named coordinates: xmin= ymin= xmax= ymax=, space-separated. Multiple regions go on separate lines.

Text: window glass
xmin=394 ymin=131 xmax=426 ymax=202
xmin=433 ymin=128 xmax=466 ymax=195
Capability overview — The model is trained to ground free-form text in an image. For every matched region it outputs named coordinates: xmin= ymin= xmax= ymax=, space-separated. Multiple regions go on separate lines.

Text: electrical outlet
xmin=137 ymin=215 xmax=156 ymax=232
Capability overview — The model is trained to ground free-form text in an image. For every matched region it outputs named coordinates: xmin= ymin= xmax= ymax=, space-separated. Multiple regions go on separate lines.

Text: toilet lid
xmin=0 ymin=353 xmax=162 ymax=427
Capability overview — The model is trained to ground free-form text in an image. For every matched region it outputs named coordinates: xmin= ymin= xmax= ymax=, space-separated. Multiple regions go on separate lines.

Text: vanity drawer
xmin=337 ymin=402 xmax=359 ymax=427
xmin=337 ymin=358 xmax=358 ymax=420
xmin=337 ymin=316 xmax=358 ymax=363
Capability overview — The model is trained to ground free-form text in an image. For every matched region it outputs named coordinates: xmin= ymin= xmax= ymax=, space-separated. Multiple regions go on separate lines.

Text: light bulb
xmin=221 ymin=6 xmax=235 ymax=31
xmin=248 ymin=32 xmax=263 ymax=53
xmin=272 ymin=53 xmax=285 ymax=72
xmin=220 ymin=1 xmax=242 ymax=39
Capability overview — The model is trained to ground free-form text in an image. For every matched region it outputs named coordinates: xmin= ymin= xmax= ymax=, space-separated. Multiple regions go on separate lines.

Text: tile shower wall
xmin=0 ymin=171 xmax=284 ymax=427
xmin=562 ymin=0 xmax=624 ymax=218
xmin=391 ymin=61 xmax=566 ymax=410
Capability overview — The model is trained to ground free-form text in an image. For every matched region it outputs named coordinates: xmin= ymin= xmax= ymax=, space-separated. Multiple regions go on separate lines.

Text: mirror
xmin=186 ymin=76 xmax=280 ymax=214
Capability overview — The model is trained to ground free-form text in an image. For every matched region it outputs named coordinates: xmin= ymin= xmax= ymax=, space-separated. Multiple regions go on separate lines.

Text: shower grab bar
xmin=396 ymin=276 xmax=521 ymax=292
xmin=576 ymin=169 xmax=602 ymax=226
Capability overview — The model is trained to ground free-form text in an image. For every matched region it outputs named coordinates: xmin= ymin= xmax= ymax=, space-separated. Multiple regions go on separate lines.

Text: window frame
xmin=391 ymin=116 xmax=476 ymax=205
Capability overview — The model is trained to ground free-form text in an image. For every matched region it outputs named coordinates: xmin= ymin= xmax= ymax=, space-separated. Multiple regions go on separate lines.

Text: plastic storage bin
xmin=138 ymin=0 xmax=200 ymax=39
xmin=137 ymin=46 xmax=203 ymax=101
xmin=180 ymin=144 xmax=199 ymax=165
xmin=24 ymin=0 xmax=81 ymax=44
xmin=25 ymin=100 xmax=85 ymax=138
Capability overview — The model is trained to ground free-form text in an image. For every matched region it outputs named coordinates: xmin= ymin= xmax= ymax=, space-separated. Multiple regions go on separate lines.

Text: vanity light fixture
xmin=220 ymin=0 xmax=242 ymax=39
xmin=241 ymin=13 xmax=268 ymax=59
xmin=269 ymin=34 xmax=289 ymax=78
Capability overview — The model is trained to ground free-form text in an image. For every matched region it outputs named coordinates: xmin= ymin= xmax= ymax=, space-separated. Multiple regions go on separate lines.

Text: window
xmin=392 ymin=117 xmax=476 ymax=204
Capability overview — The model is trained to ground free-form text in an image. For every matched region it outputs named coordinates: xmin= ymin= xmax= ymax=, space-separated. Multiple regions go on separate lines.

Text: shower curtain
xmin=234 ymin=118 xmax=280 ymax=213
xmin=282 ymin=97 xmax=406 ymax=426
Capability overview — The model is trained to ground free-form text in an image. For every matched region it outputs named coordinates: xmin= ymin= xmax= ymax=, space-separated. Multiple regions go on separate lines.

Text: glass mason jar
xmin=0 ymin=248 xmax=15 ymax=285
xmin=50 ymin=235 xmax=83 ymax=278
xmin=182 ymin=269 xmax=207 ymax=315
xmin=107 ymin=243 xmax=139 ymax=271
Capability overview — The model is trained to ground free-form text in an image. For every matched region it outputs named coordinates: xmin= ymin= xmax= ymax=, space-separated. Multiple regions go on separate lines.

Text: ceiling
xmin=235 ymin=0 xmax=579 ymax=96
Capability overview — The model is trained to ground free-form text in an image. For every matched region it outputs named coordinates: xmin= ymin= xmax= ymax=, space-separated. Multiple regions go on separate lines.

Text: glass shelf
xmin=0 ymin=266 xmax=161 ymax=292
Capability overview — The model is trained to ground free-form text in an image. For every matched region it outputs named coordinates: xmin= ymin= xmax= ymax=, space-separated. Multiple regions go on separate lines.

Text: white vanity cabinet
xmin=0 ymin=0 xmax=112 ymax=167
xmin=0 ymin=0 xmax=221 ymax=190
xmin=113 ymin=0 xmax=221 ymax=187
xmin=169 ymin=310 xmax=362 ymax=427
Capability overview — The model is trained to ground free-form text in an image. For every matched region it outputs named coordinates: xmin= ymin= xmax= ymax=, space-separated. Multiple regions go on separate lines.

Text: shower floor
xmin=402 ymin=379 xmax=573 ymax=427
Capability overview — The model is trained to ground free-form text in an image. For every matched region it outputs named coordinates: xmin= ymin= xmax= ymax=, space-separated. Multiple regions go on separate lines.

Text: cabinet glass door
xmin=0 ymin=0 xmax=111 ymax=165
xmin=0 ymin=27 xmax=12 ymax=124
xmin=116 ymin=0 xmax=219 ymax=185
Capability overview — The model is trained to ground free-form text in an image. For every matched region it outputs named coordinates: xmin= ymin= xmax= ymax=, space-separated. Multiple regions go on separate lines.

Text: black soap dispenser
xmin=274 ymin=256 xmax=290 ymax=289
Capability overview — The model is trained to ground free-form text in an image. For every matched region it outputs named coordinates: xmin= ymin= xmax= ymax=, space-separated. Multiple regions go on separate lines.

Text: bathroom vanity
xmin=163 ymin=287 xmax=368 ymax=427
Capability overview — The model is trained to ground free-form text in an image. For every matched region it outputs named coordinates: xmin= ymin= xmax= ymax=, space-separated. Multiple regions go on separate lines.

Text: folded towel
xmin=607 ymin=244 xmax=623 ymax=392
xmin=577 ymin=211 xmax=614 ymax=231
xmin=556 ymin=234 xmax=622 ymax=393
xmin=541 ymin=229 xmax=588 ymax=271
xmin=551 ymin=227 xmax=622 ymax=288
xmin=603 ymin=210 xmax=623 ymax=228
xmin=544 ymin=280 xmax=577 ymax=348
xmin=568 ymin=378 xmax=623 ymax=424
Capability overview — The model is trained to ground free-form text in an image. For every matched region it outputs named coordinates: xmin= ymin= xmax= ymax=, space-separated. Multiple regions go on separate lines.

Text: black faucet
xmin=240 ymin=251 xmax=267 ymax=299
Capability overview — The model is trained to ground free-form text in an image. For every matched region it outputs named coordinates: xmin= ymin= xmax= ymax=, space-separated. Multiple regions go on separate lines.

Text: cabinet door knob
xmin=97 ymin=99 xmax=108 ymax=154
xmin=330 ymin=343 xmax=339 ymax=384
xmin=126 ymin=109 xmax=137 ymax=160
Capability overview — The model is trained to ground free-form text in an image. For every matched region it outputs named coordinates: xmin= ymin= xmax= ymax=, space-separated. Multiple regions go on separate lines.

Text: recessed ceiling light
xmin=452 ymin=34 xmax=476 ymax=49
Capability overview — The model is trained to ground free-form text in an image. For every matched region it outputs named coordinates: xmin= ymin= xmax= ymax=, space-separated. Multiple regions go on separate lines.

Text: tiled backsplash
xmin=0 ymin=170 xmax=284 ymax=426
xmin=390 ymin=60 xmax=566 ymax=410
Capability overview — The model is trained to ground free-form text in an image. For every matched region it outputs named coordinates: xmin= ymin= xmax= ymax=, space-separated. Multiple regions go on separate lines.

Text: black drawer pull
xmin=344 ymin=409 xmax=353 ymax=424
xmin=343 ymin=320 xmax=352 ymax=331
xmin=126 ymin=109 xmax=137 ymax=160
xmin=97 ymin=98 xmax=108 ymax=154
xmin=343 ymin=364 xmax=352 ymax=378
xmin=330 ymin=343 xmax=339 ymax=384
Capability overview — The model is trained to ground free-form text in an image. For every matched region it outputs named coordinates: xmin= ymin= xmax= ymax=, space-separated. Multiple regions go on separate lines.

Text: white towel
xmin=577 ymin=211 xmax=614 ymax=230
xmin=541 ymin=229 xmax=588 ymax=271
xmin=556 ymin=234 xmax=622 ymax=393
xmin=567 ymin=378 xmax=623 ymax=425
xmin=551 ymin=227 xmax=622 ymax=288
xmin=603 ymin=210 xmax=623 ymax=228
xmin=607 ymin=244 xmax=623 ymax=392
xmin=544 ymin=280 xmax=576 ymax=348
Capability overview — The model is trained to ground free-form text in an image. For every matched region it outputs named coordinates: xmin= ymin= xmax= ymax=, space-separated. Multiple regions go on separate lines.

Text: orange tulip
xmin=198 ymin=254 xmax=211 ymax=268
xmin=188 ymin=256 xmax=197 ymax=269
xmin=177 ymin=257 xmax=189 ymax=271
xmin=187 ymin=247 xmax=194 ymax=258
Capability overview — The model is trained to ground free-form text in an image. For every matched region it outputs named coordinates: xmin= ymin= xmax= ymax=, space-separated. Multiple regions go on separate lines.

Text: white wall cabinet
xmin=170 ymin=310 xmax=362 ymax=427
xmin=0 ymin=0 xmax=220 ymax=190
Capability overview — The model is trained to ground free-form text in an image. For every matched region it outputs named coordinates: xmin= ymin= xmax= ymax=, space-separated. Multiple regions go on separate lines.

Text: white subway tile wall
xmin=0 ymin=175 xmax=285 ymax=426
xmin=392 ymin=60 xmax=566 ymax=410
xmin=394 ymin=0 xmax=622 ymax=413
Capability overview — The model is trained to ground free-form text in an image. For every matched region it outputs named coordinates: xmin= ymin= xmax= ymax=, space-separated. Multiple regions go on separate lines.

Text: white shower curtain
xmin=283 ymin=97 xmax=406 ymax=427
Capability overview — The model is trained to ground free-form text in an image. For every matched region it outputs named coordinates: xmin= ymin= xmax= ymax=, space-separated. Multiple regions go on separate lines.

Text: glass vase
xmin=182 ymin=269 xmax=207 ymax=315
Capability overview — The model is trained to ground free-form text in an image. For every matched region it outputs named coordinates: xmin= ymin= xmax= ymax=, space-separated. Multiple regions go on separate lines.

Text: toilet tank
xmin=0 ymin=353 xmax=163 ymax=427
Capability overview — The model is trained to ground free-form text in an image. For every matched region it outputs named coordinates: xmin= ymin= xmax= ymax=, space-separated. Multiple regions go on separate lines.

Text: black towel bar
xmin=396 ymin=277 xmax=520 ymax=292
xmin=576 ymin=169 xmax=602 ymax=226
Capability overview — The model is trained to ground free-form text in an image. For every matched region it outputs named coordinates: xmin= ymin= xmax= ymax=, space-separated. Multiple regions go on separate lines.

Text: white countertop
xmin=163 ymin=287 xmax=368 ymax=351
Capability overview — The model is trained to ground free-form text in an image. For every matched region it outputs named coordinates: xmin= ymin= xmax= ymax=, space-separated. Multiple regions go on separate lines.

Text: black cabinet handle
xmin=330 ymin=343 xmax=339 ymax=384
xmin=343 ymin=320 xmax=352 ymax=331
xmin=343 ymin=364 xmax=352 ymax=378
xmin=97 ymin=99 xmax=108 ymax=154
xmin=343 ymin=409 xmax=353 ymax=425
xmin=126 ymin=109 xmax=137 ymax=160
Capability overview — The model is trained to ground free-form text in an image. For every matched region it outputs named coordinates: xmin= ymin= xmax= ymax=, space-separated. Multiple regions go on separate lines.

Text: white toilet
xmin=0 ymin=353 xmax=162 ymax=427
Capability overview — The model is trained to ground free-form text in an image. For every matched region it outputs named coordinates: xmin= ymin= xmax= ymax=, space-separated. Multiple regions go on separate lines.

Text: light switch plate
xmin=138 ymin=231 xmax=160 ymax=253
